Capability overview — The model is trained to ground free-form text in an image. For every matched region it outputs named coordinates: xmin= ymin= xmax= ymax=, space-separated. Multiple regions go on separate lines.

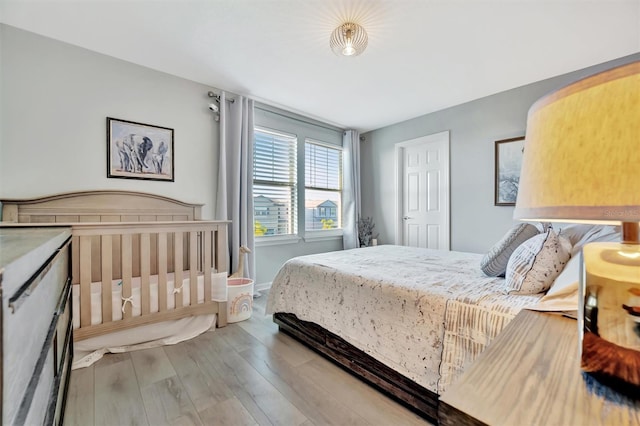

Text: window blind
xmin=305 ymin=142 xmax=342 ymax=190
xmin=253 ymin=128 xmax=297 ymax=236
xmin=305 ymin=141 xmax=342 ymax=231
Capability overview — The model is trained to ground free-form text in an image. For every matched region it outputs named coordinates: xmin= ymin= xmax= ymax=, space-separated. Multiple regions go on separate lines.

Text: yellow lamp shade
xmin=513 ymin=61 xmax=640 ymax=224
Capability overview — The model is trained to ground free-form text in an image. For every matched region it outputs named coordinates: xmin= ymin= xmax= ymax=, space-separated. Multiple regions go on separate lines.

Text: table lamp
xmin=513 ymin=61 xmax=640 ymax=389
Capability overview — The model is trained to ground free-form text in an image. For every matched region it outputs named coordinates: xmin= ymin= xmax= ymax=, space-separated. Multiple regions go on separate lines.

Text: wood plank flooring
xmin=63 ymin=293 xmax=431 ymax=426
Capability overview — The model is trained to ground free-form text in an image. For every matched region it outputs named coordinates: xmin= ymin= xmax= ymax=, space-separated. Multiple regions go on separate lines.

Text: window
xmin=253 ymin=128 xmax=297 ymax=237
xmin=305 ymin=140 xmax=342 ymax=231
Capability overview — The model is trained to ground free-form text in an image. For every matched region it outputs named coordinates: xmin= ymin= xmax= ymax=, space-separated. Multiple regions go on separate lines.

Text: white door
xmin=395 ymin=131 xmax=450 ymax=249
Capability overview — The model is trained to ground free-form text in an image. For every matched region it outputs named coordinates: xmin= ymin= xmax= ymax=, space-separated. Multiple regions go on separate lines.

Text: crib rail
xmin=71 ymin=220 xmax=229 ymax=341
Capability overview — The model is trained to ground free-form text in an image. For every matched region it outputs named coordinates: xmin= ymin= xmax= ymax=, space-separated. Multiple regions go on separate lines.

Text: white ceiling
xmin=1 ymin=0 xmax=639 ymax=132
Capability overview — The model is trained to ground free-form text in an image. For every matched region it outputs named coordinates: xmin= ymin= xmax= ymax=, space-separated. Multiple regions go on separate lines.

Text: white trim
xmin=255 ymin=235 xmax=301 ymax=247
xmin=304 ymin=229 xmax=343 ymax=242
xmin=255 ymin=125 xmax=297 ymax=140
xmin=305 ymin=137 xmax=344 ymax=150
xmin=394 ymin=131 xmax=451 ymax=249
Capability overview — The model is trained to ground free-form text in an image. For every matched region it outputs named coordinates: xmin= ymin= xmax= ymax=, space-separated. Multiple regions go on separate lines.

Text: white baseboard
xmin=254 ymin=281 xmax=272 ymax=293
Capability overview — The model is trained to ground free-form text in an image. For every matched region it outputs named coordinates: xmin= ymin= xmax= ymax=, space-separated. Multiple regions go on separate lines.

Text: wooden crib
xmin=1 ymin=190 xmax=229 ymax=341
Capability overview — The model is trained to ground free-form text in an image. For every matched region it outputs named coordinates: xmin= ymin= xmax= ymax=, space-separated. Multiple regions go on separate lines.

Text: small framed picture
xmin=107 ymin=117 xmax=174 ymax=181
xmin=494 ymin=136 xmax=525 ymax=206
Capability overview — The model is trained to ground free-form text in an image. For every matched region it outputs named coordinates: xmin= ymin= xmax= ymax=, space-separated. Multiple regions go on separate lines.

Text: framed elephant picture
xmin=107 ymin=117 xmax=174 ymax=181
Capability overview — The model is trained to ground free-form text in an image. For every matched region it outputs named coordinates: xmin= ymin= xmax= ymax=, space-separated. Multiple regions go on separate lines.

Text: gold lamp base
xmin=579 ymin=224 xmax=640 ymax=389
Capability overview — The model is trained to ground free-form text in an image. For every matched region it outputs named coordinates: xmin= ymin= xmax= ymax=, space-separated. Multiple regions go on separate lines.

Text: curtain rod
xmin=254 ymin=104 xmax=344 ymax=133
xmin=207 ymin=91 xmax=235 ymax=103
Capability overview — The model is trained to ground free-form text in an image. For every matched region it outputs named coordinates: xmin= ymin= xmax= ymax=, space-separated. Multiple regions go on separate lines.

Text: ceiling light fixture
xmin=330 ymin=22 xmax=368 ymax=57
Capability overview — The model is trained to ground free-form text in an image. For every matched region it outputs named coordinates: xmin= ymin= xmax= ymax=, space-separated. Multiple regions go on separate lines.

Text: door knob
xmin=403 ymin=216 xmax=413 ymax=220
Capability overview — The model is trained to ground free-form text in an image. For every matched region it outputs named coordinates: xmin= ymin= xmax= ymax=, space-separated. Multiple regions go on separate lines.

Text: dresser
xmin=0 ymin=227 xmax=73 ymax=425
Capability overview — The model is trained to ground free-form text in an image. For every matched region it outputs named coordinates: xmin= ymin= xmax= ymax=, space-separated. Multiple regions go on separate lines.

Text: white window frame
xmin=253 ymin=127 xmax=298 ymax=242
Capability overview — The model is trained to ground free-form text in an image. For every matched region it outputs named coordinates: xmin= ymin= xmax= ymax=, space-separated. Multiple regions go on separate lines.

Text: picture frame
xmin=494 ymin=136 xmax=525 ymax=206
xmin=107 ymin=117 xmax=174 ymax=181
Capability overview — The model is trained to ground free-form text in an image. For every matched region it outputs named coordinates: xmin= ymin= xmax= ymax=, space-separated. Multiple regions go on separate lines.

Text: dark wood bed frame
xmin=273 ymin=312 xmax=440 ymax=423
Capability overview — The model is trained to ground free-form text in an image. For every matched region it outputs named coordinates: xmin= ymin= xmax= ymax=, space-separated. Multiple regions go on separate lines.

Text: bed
xmin=266 ymin=245 xmax=545 ymax=423
xmin=267 ymin=223 xmax=625 ymax=423
xmin=1 ymin=190 xmax=229 ymax=367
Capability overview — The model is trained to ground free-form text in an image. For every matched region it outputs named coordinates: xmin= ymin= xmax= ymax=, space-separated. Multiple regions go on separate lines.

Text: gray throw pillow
xmin=480 ymin=223 xmax=540 ymax=277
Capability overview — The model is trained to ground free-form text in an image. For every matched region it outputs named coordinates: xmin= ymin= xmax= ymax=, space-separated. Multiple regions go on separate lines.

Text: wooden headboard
xmin=1 ymin=190 xmax=203 ymax=223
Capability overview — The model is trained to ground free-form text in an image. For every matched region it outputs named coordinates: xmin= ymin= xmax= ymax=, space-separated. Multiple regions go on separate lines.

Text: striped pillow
xmin=480 ymin=223 xmax=540 ymax=277
xmin=505 ymin=229 xmax=572 ymax=295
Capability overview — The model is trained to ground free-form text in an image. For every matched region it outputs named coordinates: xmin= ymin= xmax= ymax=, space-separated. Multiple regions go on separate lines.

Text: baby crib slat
xmin=174 ymin=232 xmax=183 ymax=309
xmin=216 ymin=226 xmax=228 ymax=274
xmin=121 ymin=234 xmax=133 ymax=319
xmin=150 ymin=233 xmax=158 ymax=276
xmin=204 ymin=230 xmax=212 ymax=303
xmin=90 ymin=236 xmax=101 ymax=282
xmin=140 ymin=215 xmax=158 ymax=276
xmin=167 ymin=232 xmax=174 ymax=275
xmin=190 ymin=231 xmax=197 ymax=307
xmin=132 ymin=235 xmax=141 ymax=279
xmin=140 ymin=233 xmax=151 ymax=315
xmin=121 ymin=216 xmax=141 ymax=278
xmin=79 ymin=235 xmax=92 ymax=328
xmin=101 ymin=236 xmax=113 ymax=323
xmin=158 ymin=232 xmax=168 ymax=312
xmin=110 ymin=234 xmax=121 ymax=280
xmin=79 ymin=215 xmax=101 ymax=283
xmin=183 ymin=231 xmax=189 ymax=279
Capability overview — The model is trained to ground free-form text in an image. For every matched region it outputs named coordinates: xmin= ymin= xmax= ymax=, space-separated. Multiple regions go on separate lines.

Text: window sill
xmin=255 ymin=235 xmax=301 ymax=247
xmin=304 ymin=229 xmax=343 ymax=242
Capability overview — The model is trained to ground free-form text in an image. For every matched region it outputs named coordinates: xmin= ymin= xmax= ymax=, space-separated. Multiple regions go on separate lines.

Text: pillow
xmin=481 ymin=223 xmax=540 ymax=277
xmin=505 ymin=229 xmax=571 ymax=295
xmin=530 ymin=227 xmax=623 ymax=312
xmin=567 ymin=224 xmax=621 ymax=256
xmin=555 ymin=223 xmax=601 ymax=247
xmin=546 ymin=254 xmax=580 ymax=297
xmin=527 ymin=255 xmax=580 ymax=313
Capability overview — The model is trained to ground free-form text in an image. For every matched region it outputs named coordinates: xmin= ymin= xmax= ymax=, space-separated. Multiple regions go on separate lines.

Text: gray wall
xmin=3 ymin=24 xmax=637 ymax=282
xmin=361 ymin=52 xmax=640 ymax=254
xmin=0 ymin=25 xmax=219 ymax=218
xmin=0 ymin=25 xmax=343 ymax=286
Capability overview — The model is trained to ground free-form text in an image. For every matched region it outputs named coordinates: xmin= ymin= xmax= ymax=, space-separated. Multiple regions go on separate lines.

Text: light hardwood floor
xmin=63 ymin=292 xmax=431 ymax=426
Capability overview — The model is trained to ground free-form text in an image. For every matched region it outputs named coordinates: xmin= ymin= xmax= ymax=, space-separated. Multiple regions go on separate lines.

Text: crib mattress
xmin=71 ymin=271 xmax=227 ymax=369
xmin=72 ymin=271 xmax=227 ymax=328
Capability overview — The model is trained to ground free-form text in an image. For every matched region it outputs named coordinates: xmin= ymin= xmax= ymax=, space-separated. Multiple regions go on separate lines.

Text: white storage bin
xmin=227 ymin=278 xmax=254 ymax=323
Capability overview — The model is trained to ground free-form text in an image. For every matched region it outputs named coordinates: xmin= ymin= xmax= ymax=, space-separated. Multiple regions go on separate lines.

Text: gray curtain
xmin=342 ymin=129 xmax=361 ymax=249
xmin=215 ymin=92 xmax=256 ymax=279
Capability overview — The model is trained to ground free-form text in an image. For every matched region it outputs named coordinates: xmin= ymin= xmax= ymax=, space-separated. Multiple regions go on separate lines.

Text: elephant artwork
xmin=151 ymin=141 xmax=169 ymax=174
xmin=116 ymin=134 xmax=154 ymax=173
xmin=107 ymin=117 xmax=174 ymax=181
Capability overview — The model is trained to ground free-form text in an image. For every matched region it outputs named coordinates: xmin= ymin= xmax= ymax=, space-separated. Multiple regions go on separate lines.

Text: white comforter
xmin=266 ymin=245 xmax=543 ymax=394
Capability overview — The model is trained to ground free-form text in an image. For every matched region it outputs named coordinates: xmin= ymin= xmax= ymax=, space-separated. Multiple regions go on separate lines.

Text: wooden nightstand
xmin=439 ymin=310 xmax=640 ymax=425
